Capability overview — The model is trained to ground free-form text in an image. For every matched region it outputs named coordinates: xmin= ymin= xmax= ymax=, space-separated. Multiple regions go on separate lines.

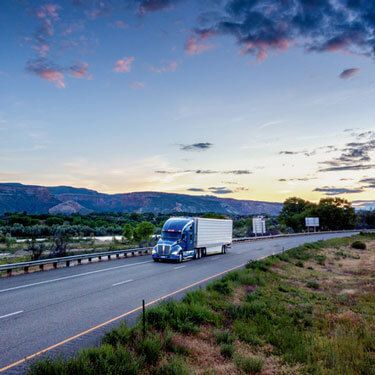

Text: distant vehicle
xmin=152 ymin=217 xmax=233 ymax=262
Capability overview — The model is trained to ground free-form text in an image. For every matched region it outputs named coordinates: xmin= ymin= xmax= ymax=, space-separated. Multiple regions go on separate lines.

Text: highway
xmin=0 ymin=231 xmax=357 ymax=373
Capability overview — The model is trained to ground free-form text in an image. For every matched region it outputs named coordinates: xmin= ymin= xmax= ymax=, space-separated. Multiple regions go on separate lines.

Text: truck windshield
xmin=161 ymin=231 xmax=181 ymax=241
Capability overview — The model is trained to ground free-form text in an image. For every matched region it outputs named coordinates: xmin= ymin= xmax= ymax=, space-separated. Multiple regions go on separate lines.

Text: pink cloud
xmin=39 ymin=70 xmax=65 ymax=88
xmin=114 ymin=20 xmax=127 ymax=29
xmin=69 ymin=62 xmax=92 ymax=79
xmin=241 ymin=38 xmax=290 ymax=62
xmin=150 ymin=60 xmax=178 ymax=73
xmin=36 ymin=4 xmax=60 ymax=19
xmin=33 ymin=43 xmax=50 ymax=57
xmin=185 ymin=35 xmax=214 ymax=55
xmin=129 ymin=81 xmax=145 ymax=89
xmin=339 ymin=68 xmax=360 ymax=80
xmin=27 ymin=59 xmax=65 ymax=88
xmin=114 ymin=57 xmax=135 ymax=73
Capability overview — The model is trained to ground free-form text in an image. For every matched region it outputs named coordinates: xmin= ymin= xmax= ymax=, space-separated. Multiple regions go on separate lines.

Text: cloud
xmin=319 ymin=164 xmax=375 ymax=172
xmin=187 ymin=187 xmax=205 ymax=192
xmin=320 ymin=137 xmax=375 ymax=171
xmin=26 ymin=59 xmax=65 ymax=88
xmin=114 ymin=57 xmax=135 ymax=73
xmin=69 ymin=62 xmax=91 ymax=79
xmin=279 ymin=177 xmax=316 ymax=182
xmin=279 ymin=150 xmax=315 ymax=157
xmin=185 ymin=32 xmax=214 ymax=55
xmin=351 ymin=200 xmax=375 ymax=209
xmin=224 ymin=170 xmax=252 ymax=175
xmin=36 ymin=4 xmax=60 ymax=20
xmin=180 ymin=142 xmax=213 ymax=151
xmin=195 ymin=0 xmax=375 ymax=61
xmin=129 ymin=81 xmax=145 ymax=89
xmin=195 ymin=169 xmax=216 ymax=174
xmin=339 ymin=68 xmax=360 ymax=79
xmin=314 ymin=186 xmax=364 ymax=195
xmin=150 ymin=61 xmax=178 ymax=73
xmin=138 ymin=0 xmax=178 ymax=15
xmin=114 ymin=20 xmax=127 ymax=29
xmin=359 ymin=177 xmax=375 ymax=188
xmin=154 ymin=169 xmax=251 ymax=175
xmin=209 ymin=186 xmax=233 ymax=194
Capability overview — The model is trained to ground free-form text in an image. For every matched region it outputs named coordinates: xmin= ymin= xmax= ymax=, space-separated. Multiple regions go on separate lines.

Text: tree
xmin=316 ymin=197 xmax=356 ymax=230
xmin=133 ymin=221 xmax=155 ymax=244
xmin=278 ymin=197 xmax=316 ymax=232
xmin=26 ymin=239 xmax=46 ymax=260
xmin=5 ymin=233 xmax=15 ymax=252
xmin=122 ymin=224 xmax=133 ymax=241
xmin=50 ymin=234 xmax=69 ymax=257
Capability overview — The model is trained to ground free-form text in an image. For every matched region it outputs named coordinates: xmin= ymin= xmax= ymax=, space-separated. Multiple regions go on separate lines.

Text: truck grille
xmin=157 ymin=245 xmax=171 ymax=255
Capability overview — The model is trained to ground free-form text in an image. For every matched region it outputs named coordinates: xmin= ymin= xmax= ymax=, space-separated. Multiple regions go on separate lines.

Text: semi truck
xmin=152 ymin=217 xmax=233 ymax=262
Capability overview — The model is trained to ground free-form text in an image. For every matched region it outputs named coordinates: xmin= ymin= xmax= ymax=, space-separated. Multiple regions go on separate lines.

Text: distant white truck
xmin=152 ymin=217 xmax=233 ymax=262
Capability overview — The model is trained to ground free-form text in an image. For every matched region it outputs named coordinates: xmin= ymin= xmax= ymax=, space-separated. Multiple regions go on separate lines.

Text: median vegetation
xmin=29 ymin=233 xmax=375 ymax=374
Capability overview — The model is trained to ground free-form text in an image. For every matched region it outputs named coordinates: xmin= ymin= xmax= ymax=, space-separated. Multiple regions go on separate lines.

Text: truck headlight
xmin=171 ymin=245 xmax=182 ymax=254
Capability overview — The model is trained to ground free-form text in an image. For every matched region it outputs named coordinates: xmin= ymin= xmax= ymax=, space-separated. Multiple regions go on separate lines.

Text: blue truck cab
xmin=152 ymin=217 xmax=195 ymax=262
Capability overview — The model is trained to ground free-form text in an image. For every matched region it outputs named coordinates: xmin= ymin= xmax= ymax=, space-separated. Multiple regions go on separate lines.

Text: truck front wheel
xmin=178 ymin=252 xmax=183 ymax=263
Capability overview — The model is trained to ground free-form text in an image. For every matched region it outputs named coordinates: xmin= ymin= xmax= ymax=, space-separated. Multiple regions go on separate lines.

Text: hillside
xmin=0 ymin=183 xmax=282 ymax=215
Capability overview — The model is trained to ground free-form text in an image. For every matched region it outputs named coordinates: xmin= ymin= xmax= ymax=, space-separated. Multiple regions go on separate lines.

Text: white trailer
xmin=194 ymin=217 xmax=233 ymax=256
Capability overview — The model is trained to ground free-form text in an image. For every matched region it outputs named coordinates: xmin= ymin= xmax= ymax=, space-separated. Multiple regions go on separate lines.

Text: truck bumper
xmin=152 ymin=253 xmax=179 ymax=261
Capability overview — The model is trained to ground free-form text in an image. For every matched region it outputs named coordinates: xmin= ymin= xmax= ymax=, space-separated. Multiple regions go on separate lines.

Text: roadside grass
xmin=29 ymin=234 xmax=375 ymax=374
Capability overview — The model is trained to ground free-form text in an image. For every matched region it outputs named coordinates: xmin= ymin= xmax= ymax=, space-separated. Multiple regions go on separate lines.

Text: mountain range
xmin=0 ymin=183 xmax=283 ymax=216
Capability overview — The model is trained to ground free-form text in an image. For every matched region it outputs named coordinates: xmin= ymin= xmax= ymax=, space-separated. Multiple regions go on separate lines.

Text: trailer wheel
xmin=196 ymin=248 xmax=201 ymax=259
xmin=202 ymin=248 xmax=206 ymax=257
xmin=221 ymin=245 xmax=226 ymax=254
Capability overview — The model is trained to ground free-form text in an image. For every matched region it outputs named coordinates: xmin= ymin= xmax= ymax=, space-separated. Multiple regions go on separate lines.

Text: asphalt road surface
xmin=0 ymin=232 xmax=357 ymax=373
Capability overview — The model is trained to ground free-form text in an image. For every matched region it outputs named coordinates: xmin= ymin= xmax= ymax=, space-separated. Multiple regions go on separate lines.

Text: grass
xmin=28 ymin=234 xmax=375 ymax=374
xmin=235 ymin=355 xmax=264 ymax=373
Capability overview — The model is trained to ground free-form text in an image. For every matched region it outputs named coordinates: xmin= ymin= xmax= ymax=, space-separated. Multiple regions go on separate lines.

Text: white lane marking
xmin=0 ymin=310 xmax=23 ymax=320
xmin=0 ymin=261 xmax=153 ymax=294
xmin=173 ymin=265 xmax=186 ymax=270
xmin=112 ymin=279 xmax=133 ymax=287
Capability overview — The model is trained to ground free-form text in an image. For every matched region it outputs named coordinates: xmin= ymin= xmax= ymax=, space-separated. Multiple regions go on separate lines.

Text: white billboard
xmin=253 ymin=216 xmax=266 ymax=235
xmin=305 ymin=217 xmax=319 ymax=227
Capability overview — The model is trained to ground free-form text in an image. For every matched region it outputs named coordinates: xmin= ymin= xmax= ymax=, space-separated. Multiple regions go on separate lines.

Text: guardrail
xmin=0 ymin=247 xmax=151 ymax=277
xmin=0 ymin=229 xmax=368 ymax=277
xmin=232 ymin=229 xmax=360 ymax=243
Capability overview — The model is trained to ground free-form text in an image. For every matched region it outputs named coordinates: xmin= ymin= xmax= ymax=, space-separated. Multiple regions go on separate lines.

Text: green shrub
xmin=145 ymin=300 xmax=217 ymax=332
xmin=351 ymin=241 xmax=366 ymax=250
xmin=235 ymin=355 xmax=264 ymax=373
xmin=233 ymin=320 xmax=263 ymax=346
xmin=306 ymin=280 xmax=319 ymax=290
xmin=30 ymin=345 xmax=141 ymax=375
xmin=246 ymin=260 xmax=269 ymax=272
xmin=238 ymin=273 xmax=265 ymax=286
xmin=215 ymin=330 xmax=234 ymax=344
xmin=164 ymin=331 xmax=190 ymax=355
xmin=220 ymin=343 xmax=235 ymax=359
xmin=314 ymin=255 xmax=326 ymax=265
xmin=102 ymin=322 xmax=132 ymax=346
xmin=155 ymin=357 xmax=189 ymax=375
xmin=208 ymin=280 xmax=233 ymax=295
xmin=28 ymin=358 xmax=69 ymax=375
xmin=137 ymin=334 xmax=162 ymax=365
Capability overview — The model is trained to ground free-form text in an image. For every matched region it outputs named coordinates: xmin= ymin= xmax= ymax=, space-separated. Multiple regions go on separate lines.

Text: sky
xmin=0 ymin=0 xmax=374 ymax=207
